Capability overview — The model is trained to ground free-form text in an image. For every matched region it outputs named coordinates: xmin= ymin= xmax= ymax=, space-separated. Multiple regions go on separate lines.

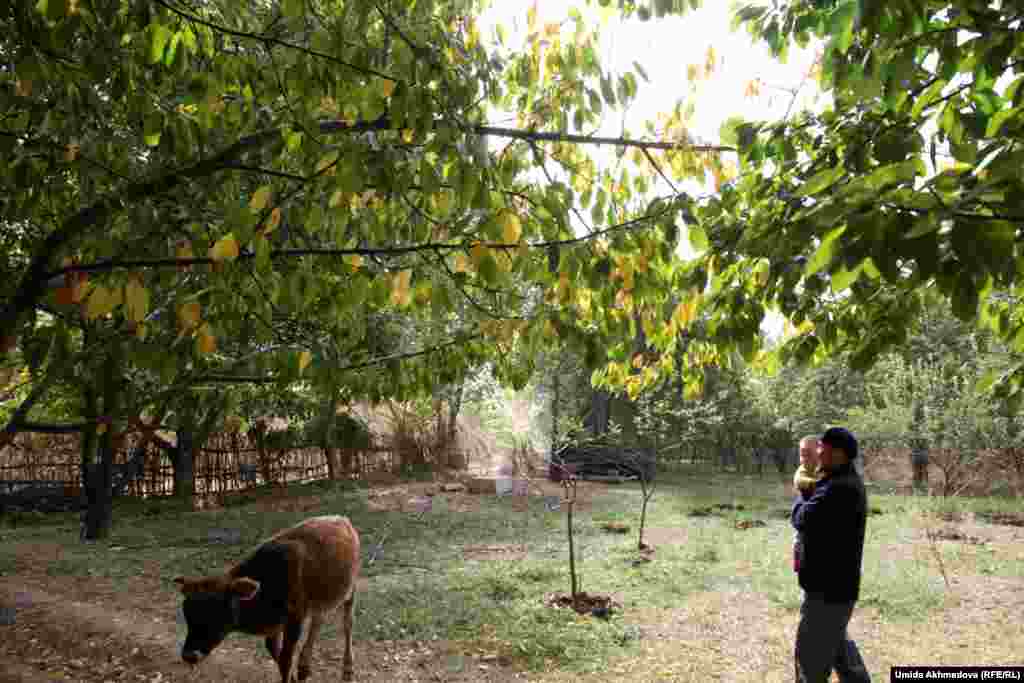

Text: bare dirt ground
xmin=0 ymin=575 xmax=527 ymax=683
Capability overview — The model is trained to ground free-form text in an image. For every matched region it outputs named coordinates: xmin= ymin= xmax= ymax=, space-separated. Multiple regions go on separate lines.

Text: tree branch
xmin=474 ymin=124 xmax=732 ymax=153
xmin=43 ymin=199 xmax=676 ymax=280
xmin=2 ymin=108 xmax=711 ymax=341
xmin=155 ymin=0 xmax=396 ymax=82
xmin=193 ymin=333 xmax=481 ymax=385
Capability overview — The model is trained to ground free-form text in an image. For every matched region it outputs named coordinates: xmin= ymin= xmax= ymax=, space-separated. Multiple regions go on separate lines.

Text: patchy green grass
xmin=1 ymin=470 xmax=1022 ymax=679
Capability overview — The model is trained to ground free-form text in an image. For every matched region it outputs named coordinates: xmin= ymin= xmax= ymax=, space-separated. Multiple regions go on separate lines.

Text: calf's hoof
xmin=342 ymin=666 xmax=354 ymax=681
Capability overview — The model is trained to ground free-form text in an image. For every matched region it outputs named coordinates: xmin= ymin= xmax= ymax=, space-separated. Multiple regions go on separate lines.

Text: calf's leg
xmin=276 ymin=617 xmax=304 ymax=683
xmin=341 ymin=594 xmax=356 ymax=681
xmin=297 ymin=613 xmax=323 ymax=681
xmin=266 ymin=631 xmax=282 ymax=662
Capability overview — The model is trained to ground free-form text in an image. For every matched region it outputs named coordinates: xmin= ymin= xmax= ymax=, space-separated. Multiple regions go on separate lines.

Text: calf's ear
xmin=229 ymin=577 xmax=261 ymax=600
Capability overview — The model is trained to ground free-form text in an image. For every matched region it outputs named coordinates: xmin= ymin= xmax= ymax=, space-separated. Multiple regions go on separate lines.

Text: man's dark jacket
xmin=791 ymin=462 xmax=867 ymax=603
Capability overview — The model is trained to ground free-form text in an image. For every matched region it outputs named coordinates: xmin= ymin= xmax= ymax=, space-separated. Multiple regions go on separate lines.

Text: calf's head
xmin=173 ymin=576 xmax=261 ymax=665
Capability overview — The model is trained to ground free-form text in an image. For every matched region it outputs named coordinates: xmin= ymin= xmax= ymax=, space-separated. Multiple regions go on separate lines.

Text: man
xmin=792 ymin=427 xmax=871 ymax=683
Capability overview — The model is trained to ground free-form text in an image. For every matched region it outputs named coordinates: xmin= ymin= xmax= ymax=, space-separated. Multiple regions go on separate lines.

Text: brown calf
xmin=174 ymin=515 xmax=360 ymax=681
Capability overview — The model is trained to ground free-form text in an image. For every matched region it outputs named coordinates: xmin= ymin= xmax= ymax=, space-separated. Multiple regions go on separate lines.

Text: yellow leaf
xmin=620 ymin=262 xmax=635 ymax=291
xmin=499 ymin=211 xmax=522 ymax=243
xmin=299 ymin=351 xmax=312 ymax=372
xmin=454 ymin=252 xmax=470 ymax=273
xmin=470 ymin=242 xmax=488 ymax=267
xmin=210 ymin=234 xmax=240 ymax=262
xmin=15 ymin=79 xmax=32 ymax=97
xmin=434 ymin=192 xmax=453 ymax=215
xmin=704 ymin=46 xmax=717 ymax=77
xmin=134 ymin=323 xmax=147 ymax=341
xmin=196 ymin=323 xmax=216 ymax=355
xmin=414 ymin=281 xmax=432 ymax=305
xmin=615 ymin=288 xmax=633 ymax=310
xmin=84 ymin=285 xmax=122 ymax=320
xmin=557 ymin=271 xmax=571 ymax=302
xmin=63 ymin=143 xmax=80 ymax=162
xmin=96 ymin=423 xmax=108 ymax=435
xmin=754 ymin=259 xmax=770 ymax=286
xmin=178 ymin=301 xmax=202 ymax=331
xmin=265 ymin=207 xmax=282 ymax=232
xmin=402 ymin=128 xmax=415 ymax=143
xmin=381 ymin=79 xmax=396 ymax=98
xmin=250 ymin=185 xmax=272 ymax=211
xmin=390 ymin=269 xmax=412 ymax=307
xmin=345 ymin=254 xmax=363 ymax=272
xmin=176 ymin=241 xmax=194 ymax=271
xmin=329 ymin=189 xmax=346 ymax=209
xmin=124 ymin=277 xmax=149 ymax=323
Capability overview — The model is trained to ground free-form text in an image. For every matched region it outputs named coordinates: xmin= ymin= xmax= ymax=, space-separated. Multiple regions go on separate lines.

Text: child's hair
xmin=798 ymin=435 xmax=819 ymax=464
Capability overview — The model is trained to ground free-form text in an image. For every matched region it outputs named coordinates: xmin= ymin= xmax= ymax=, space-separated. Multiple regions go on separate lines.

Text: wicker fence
xmin=0 ymin=428 xmax=413 ymax=511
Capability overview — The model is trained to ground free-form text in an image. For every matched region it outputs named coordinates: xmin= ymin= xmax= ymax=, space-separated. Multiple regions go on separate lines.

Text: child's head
xmin=799 ymin=436 xmax=820 ymax=467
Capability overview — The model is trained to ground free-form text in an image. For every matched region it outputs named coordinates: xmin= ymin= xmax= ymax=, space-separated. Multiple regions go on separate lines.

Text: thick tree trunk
xmin=81 ymin=451 xmax=112 ymax=541
xmin=171 ymin=427 xmax=195 ymax=501
xmin=324 ymin=447 xmax=339 ymax=480
xmin=80 ymin=343 xmax=121 ymax=542
xmin=585 ymin=389 xmax=610 ymax=437
xmin=446 ymin=381 xmax=463 ymax=446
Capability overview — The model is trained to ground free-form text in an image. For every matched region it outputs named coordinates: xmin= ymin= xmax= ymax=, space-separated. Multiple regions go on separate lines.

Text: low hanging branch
xmin=41 ymin=198 xmax=679 ymax=281
xmin=1 ymin=110 xmax=723 ymax=342
xmin=193 ymin=333 xmax=482 ymax=386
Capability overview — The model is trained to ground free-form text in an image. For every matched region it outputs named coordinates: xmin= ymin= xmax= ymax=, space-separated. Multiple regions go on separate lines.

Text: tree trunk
xmin=638 ymin=489 xmax=649 ymax=551
xmin=171 ymin=427 xmax=195 ymax=501
xmin=81 ymin=445 xmax=113 ymax=541
xmin=551 ymin=362 xmax=561 ymax=457
xmin=324 ymin=447 xmax=339 ymax=480
xmin=80 ymin=343 xmax=121 ymax=542
xmin=446 ymin=380 xmax=463 ymax=447
xmin=567 ymin=496 xmax=578 ymax=599
xmin=585 ymin=389 xmax=610 ymax=437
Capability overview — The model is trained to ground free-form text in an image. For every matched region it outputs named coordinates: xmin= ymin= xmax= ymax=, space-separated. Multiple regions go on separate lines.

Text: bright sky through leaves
xmin=480 ymin=0 xmax=824 ymax=337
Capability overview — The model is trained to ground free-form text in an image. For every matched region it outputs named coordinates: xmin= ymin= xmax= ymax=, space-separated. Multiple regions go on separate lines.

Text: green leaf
xmin=906 ymin=215 xmax=939 ymax=239
xmin=795 ymin=165 xmax=844 ymax=197
xmin=951 ymin=273 xmax=979 ymax=322
xmin=143 ymin=112 xmax=164 ymax=147
xmin=830 ymin=263 xmax=862 ymax=293
xmin=861 ymin=257 xmax=881 ymax=279
xmin=828 ymin=1 xmax=858 ymax=55
xmin=985 ymin=107 xmax=1020 ymax=138
xmin=688 ymin=224 xmax=709 ymax=252
xmin=149 ymin=24 xmax=172 ymax=65
xmin=599 ymin=75 xmax=616 ymax=106
xmin=804 ymin=226 xmax=846 ymax=277
xmin=910 ymin=79 xmax=948 ymax=118
xmin=862 ymin=160 xmax=921 ymax=191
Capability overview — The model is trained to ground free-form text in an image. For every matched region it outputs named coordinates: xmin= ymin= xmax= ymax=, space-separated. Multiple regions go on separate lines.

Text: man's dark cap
xmin=821 ymin=426 xmax=858 ymax=460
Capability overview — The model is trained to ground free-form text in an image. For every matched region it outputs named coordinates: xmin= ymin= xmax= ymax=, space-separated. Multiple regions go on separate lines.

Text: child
xmin=792 ymin=436 xmax=821 ymax=572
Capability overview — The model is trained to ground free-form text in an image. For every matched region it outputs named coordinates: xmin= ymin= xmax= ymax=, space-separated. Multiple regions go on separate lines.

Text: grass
xmin=1 ymin=470 xmax=1022 ymax=679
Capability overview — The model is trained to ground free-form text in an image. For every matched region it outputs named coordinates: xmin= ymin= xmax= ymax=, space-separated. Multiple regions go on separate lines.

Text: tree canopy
xmin=3 ymin=0 xmax=1023 ymax=444
xmin=687 ymin=0 xmax=1024 ymax=409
